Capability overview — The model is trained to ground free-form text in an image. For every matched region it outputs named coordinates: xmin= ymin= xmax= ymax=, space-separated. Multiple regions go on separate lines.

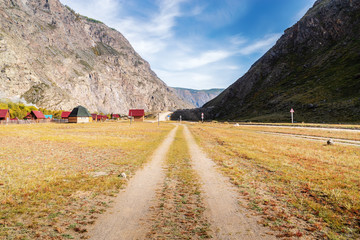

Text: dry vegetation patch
xmin=146 ymin=126 xmax=211 ymax=239
xmin=0 ymin=122 xmax=173 ymax=239
xmin=238 ymin=125 xmax=360 ymax=142
xmin=189 ymin=123 xmax=360 ymax=239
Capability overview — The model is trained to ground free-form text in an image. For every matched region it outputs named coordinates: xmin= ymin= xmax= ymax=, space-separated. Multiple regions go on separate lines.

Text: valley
xmin=0 ymin=121 xmax=359 ymax=239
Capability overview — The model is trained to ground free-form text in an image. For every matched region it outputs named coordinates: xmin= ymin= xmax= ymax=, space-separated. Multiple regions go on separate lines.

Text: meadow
xmin=189 ymin=123 xmax=360 ymax=239
xmin=0 ymin=122 xmax=174 ymax=239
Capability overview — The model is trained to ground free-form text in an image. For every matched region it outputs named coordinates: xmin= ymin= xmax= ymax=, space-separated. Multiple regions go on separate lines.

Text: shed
xmin=129 ymin=109 xmax=145 ymax=122
xmin=24 ymin=111 xmax=46 ymax=121
xmin=61 ymin=111 xmax=71 ymax=119
xmin=0 ymin=109 xmax=10 ymax=121
xmin=44 ymin=115 xmax=53 ymax=120
xmin=97 ymin=115 xmax=108 ymax=121
xmin=68 ymin=106 xmax=92 ymax=123
xmin=91 ymin=114 xmax=98 ymax=121
xmin=111 ymin=114 xmax=120 ymax=119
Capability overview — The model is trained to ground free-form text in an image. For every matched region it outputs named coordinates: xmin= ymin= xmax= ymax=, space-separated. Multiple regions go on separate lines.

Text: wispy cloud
xmin=238 ymin=34 xmax=281 ymax=55
xmin=60 ymin=0 xmax=313 ymax=90
xmin=171 ymin=50 xmax=233 ymax=71
xmin=294 ymin=0 xmax=316 ymax=22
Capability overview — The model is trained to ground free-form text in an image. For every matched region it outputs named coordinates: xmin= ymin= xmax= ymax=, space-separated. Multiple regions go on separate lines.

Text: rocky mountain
xmin=172 ymin=87 xmax=224 ymax=108
xmin=174 ymin=0 xmax=360 ymax=122
xmin=0 ymin=0 xmax=191 ymax=113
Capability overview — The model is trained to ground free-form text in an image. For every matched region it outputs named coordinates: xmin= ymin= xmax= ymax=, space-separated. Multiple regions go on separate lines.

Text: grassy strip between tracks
xmin=146 ymin=125 xmax=211 ymax=239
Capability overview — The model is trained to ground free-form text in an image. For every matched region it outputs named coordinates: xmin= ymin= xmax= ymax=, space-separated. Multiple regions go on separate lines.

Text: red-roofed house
xmin=0 ymin=109 xmax=10 ymax=121
xmin=97 ymin=115 xmax=108 ymax=121
xmin=61 ymin=111 xmax=71 ymax=119
xmin=111 ymin=114 xmax=120 ymax=120
xmin=24 ymin=111 xmax=46 ymax=121
xmin=129 ymin=109 xmax=145 ymax=122
xmin=91 ymin=114 xmax=98 ymax=121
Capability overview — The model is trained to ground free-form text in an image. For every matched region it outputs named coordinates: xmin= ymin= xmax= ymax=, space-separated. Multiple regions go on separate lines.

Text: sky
xmin=60 ymin=0 xmax=316 ymax=90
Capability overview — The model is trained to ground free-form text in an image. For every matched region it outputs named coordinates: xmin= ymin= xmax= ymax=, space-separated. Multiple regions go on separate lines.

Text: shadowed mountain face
xmin=0 ymin=0 xmax=191 ymax=113
xmin=174 ymin=0 xmax=360 ymax=123
xmin=172 ymin=88 xmax=224 ymax=108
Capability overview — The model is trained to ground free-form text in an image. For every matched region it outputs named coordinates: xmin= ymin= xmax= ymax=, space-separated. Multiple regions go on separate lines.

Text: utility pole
xmin=290 ymin=108 xmax=294 ymax=124
xmin=180 ymin=115 xmax=182 ymax=123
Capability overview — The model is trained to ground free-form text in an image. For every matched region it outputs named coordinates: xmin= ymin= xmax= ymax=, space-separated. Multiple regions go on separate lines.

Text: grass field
xmin=236 ymin=124 xmax=360 ymax=142
xmin=0 ymin=122 xmax=174 ymax=239
xmin=189 ymin=123 xmax=360 ymax=239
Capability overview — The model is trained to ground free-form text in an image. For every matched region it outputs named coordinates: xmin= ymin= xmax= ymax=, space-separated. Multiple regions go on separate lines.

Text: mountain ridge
xmin=172 ymin=87 xmax=224 ymax=108
xmin=173 ymin=0 xmax=360 ymax=122
xmin=0 ymin=0 xmax=191 ymax=113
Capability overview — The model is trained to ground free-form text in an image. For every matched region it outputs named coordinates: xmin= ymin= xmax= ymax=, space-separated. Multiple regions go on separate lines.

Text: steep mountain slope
xmin=0 ymin=0 xmax=191 ymax=113
xmin=201 ymin=0 xmax=360 ymax=122
xmin=172 ymin=87 xmax=224 ymax=107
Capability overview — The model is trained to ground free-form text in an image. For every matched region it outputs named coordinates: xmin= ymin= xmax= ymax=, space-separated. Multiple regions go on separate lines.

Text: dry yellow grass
xmin=188 ymin=122 xmax=360 ymax=239
xmin=0 ymin=122 xmax=174 ymax=239
xmin=237 ymin=124 xmax=360 ymax=141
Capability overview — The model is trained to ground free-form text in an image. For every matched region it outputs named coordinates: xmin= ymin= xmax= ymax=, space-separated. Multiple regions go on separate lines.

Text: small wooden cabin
xmin=0 ymin=109 xmax=10 ymax=121
xmin=97 ymin=115 xmax=108 ymax=122
xmin=111 ymin=114 xmax=120 ymax=120
xmin=24 ymin=111 xmax=46 ymax=121
xmin=68 ymin=106 xmax=92 ymax=123
xmin=129 ymin=109 xmax=145 ymax=122
xmin=91 ymin=114 xmax=98 ymax=121
xmin=61 ymin=111 xmax=71 ymax=119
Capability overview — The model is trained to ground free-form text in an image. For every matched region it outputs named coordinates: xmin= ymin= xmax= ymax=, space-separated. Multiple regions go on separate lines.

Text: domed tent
xmin=68 ymin=105 xmax=92 ymax=123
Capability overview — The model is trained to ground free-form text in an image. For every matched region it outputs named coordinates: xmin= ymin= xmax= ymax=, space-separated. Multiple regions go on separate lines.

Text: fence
xmin=0 ymin=119 xmax=66 ymax=125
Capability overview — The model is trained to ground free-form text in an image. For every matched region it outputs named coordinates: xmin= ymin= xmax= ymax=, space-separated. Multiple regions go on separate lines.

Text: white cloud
xmin=59 ymin=0 xmax=288 ymax=90
xmin=171 ymin=50 xmax=233 ymax=71
xmin=294 ymin=0 xmax=317 ymax=22
xmin=238 ymin=34 xmax=281 ymax=55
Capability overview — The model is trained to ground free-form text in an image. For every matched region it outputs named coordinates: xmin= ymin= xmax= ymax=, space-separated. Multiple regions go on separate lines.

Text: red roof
xmin=0 ymin=109 xmax=9 ymax=118
xmin=24 ymin=112 xmax=31 ymax=119
xmin=91 ymin=114 xmax=97 ymax=120
xmin=32 ymin=111 xmax=45 ymax=119
xmin=112 ymin=114 xmax=120 ymax=118
xmin=128 ymin=109 xmax=144 ymax=117
xmin=24 ymin=111 xmax=45 ymax=119
xmin=97 ymin=115 xmax=108 ymax=119
xmin=61 ymin=111 xmax=71 ymax=118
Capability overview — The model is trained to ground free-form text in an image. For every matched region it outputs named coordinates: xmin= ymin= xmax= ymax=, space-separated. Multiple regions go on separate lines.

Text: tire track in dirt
xmin=258 ymin=131 xmax=360 ymax=147
xmin=88 ymin=126 xmax=178 ymax=240
xmin=184 ymin=125 xmax=275 ymax=240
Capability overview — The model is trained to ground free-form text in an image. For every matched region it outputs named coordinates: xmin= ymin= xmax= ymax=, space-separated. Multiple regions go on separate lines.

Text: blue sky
xmin=60 ymin=0 xmax=316 ymax=90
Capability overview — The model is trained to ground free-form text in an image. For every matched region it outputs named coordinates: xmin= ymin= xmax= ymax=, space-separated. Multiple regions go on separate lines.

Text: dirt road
xmin=259 ymin=131 xmax=360 ymax=147
xmin=183 ymin=125 xmax=275 ymax=240
xmin=88 ymin=124 xmax=275 ymax=239
xmin=88 ymin=126 xmax=178 ymax=240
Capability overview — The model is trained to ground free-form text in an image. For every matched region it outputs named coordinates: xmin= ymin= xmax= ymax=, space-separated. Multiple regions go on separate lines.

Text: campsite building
xmin=91 ymin=114 xmax=98 ymax=121
xmin=24 ymin=111 xmax=46 ymax=121
xmin=61 ymin=111 xmax=71 ymax=119
xmin=0 ymin=109 xmax=10 ymax=121
xmin=128 ymin=109 xmax=145 ymax=122
xmin=111 ymin=114 xmax=120 ymax=120
xmin=97 ymin=115 xmax=108 ymax=121
xmin=68 ymin=106 xmax=92 ymax=123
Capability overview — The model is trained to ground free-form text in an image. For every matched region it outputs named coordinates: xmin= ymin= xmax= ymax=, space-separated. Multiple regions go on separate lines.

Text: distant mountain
xmin=0 ymin=0 xmax=191 ymax=113
xmin=172 ymin=88 xmax=224 ymax=108
xmin=173 ymin=0 xmax=360 ymax=123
